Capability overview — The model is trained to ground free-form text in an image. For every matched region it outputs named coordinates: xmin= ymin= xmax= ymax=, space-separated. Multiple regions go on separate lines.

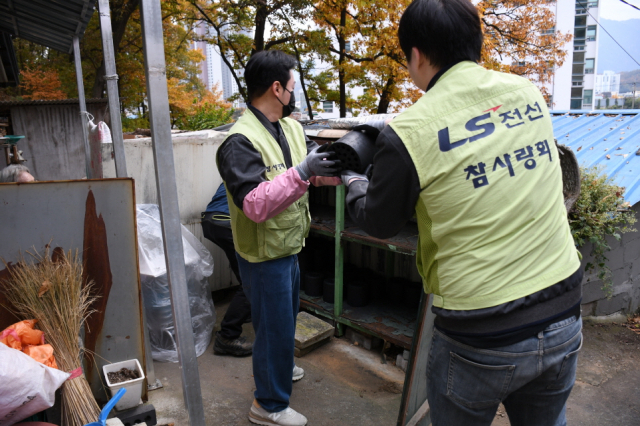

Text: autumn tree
xmin=185 ymin=0 xmax=309 ymax=103
xmin=173 ymin=82 xmax=235 ymax=130
xmin=19 ymin=68 xmax=67 ymax=100
xmin=91 ymin=0 xmax=141 ymax=98
xmin=9 ymin=0 xmax=233 ymax=130
xmin=478 ymin=0 xmax=572 ymax=102
xmin=342 ymin=0 xmax=415 ymax=114
xmin=307 ymin=0 xmax=421 ymax=116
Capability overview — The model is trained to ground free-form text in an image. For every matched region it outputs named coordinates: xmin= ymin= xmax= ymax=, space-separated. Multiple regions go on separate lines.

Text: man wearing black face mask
xmin=216 ymin=50 xmax=341 ymax=426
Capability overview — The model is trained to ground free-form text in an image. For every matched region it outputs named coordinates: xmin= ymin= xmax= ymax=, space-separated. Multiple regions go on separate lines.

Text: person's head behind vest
xmin=398 ymin=0 xmax=483 ymax=90
xmin=245 ymin=50 xmax=298 ymax=122
xmin=0 ymin=164 xmax=35 ymax=183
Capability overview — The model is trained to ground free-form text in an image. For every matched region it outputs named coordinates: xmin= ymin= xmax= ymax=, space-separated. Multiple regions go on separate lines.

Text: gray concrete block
xmin=295 ymin=312 xmax=334 ymax=349
xmin=345 ymin=327 xmax=380 ymax=351
xmin=579 ymin=244 xmax=595 ymax=267
xmin=623 ymin=235 xmax=640 ymax=264
xmin=631 ymin=257 xmax=640 ymax=279
xmin=582 ymin=280 xmax=605 ymax=304
xmin=595 ymin=293 xmax=630 ymax=316
xmin=605 ymin=234 xmax=622 ymax=252
xmin=612 ymin=267 xmax=631 ymax=290
xmin=295 ymin=338 xmax=329 ymax=357
xmin=621 ymin=230 xmax=639 ymax=245
xmin=580 ymin=301 xmax=596 ymax=316
xmin=396 ymin=354 xmax=408 ymax=371
xmin=607 ymin=251 xmax=625 ymax=272
xmin=402 ymin=349 xmax=410 ymax=361
xmin=106 ymin=419 xmax=125 ymax=426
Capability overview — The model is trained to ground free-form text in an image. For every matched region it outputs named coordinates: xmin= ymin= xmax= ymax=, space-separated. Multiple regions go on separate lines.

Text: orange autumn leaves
xmin=308 ymin=0 xmax=570 ymax=113
xmin=19 ymin=68 xmax=67 ymax=101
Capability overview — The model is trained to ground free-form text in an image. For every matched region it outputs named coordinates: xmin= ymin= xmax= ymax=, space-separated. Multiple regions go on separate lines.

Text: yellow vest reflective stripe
xmin=390 ymin=61 xmax=580 ymax=311
xmin=218 ymin=108 xmax=310 ymax=263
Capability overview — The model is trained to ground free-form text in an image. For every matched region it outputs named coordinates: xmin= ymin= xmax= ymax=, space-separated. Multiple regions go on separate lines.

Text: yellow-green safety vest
xmin=390 ymin=61 xmax=580 ymax=311
xmin=218 ymin=108 xmax=311 ymax=263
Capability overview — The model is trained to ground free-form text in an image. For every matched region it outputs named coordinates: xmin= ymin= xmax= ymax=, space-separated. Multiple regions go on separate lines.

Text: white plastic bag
xmin=136 ymin=204 xmax=215 ymax=362
xmin=0 ymin=342 xmax=69 ymax=426
xmin=88 ymin=119 xmax=112 ymax=145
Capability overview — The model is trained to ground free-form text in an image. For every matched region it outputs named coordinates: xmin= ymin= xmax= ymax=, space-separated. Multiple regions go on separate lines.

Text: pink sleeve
xmin=242 ymin=168 xmax=310 ymax=223
xmin=310 ymin=176 xmax=342 ymax=187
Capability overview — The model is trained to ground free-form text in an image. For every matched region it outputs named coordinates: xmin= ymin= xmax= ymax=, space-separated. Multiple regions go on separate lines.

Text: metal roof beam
xmin=0 ymin=0 xmax=97 ymax=53
xmin=7 ymin=0 xmax=19 ymax=36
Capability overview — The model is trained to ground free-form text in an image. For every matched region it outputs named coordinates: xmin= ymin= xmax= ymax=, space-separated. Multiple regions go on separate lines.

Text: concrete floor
xmin=148 ymin=297 xmax=640 ymax=425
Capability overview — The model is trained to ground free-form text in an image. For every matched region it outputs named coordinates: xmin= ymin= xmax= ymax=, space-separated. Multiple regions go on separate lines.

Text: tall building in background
xmin=192 ymin=24 xmax=248 ymax=109
xmin=193 ymin=23 xmax=221 ymax=91
xmin=566 ymin=0 xmax=600 ymax=109
xmin=595 ymin=70 xmax=621 ymax=94
xmin=543 ymin=0 xmax=600 ymax=110
xmin=547 ymin=0 xmax=640 ymax=110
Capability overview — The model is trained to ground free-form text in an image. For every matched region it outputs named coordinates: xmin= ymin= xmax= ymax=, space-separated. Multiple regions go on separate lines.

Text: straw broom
xmin=2 ymin=247 xmax=101 ymax=426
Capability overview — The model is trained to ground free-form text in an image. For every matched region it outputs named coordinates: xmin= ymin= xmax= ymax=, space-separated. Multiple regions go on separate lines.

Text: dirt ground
xmin=148 ymin=296 xmax=640 ymax=425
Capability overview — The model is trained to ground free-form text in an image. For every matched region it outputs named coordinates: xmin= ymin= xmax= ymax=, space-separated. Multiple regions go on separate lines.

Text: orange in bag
xmin=22 ymin=344 xmax=58 ymax=369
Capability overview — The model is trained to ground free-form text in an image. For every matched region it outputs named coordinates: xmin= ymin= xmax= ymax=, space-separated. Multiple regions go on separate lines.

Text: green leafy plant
xmin=568 ymin=166 xmax=636 ymax=297
xmin=121 ymin=116 xmax=150 ymax=132
xmin=175 ymin=103 xmax=234 ymax=131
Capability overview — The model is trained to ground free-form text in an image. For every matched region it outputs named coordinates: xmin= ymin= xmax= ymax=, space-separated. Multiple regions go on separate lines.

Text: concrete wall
xmin=102 ymin=130 xmax=239 ymax=292
xmin=580 ymin=204 xmax=640 ymax=316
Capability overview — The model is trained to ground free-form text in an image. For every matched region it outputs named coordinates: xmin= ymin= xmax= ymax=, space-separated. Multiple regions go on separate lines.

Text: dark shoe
xmin=214 ymin=334 xmax=253 ymax=357
xmin=244 ymin=315 xmax=252 ymax=324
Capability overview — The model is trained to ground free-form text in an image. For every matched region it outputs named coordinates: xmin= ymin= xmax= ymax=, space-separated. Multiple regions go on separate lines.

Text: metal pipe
xmin=72 ymin=36 xmax=92 ymax=179
xmin=98 ymin=0 xmax=128 ymax=177
xmin=140 ymin=289 xmax=163 ymax=391
xmin=139 ymin=0 xmax=206 ymax=424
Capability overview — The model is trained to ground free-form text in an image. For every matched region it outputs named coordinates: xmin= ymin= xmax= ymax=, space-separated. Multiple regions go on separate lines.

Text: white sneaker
xmin=249 ymin=399 xmax=308 ymax=426
xmin=292 ymin=365 xmax=304 ymax=382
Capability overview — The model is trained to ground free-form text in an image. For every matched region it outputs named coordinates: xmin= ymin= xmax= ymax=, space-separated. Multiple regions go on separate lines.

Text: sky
xmin=598 ymin=0 xmax=640 ymax=20
xmin=596 ymin=0 xmax=640 ymax=73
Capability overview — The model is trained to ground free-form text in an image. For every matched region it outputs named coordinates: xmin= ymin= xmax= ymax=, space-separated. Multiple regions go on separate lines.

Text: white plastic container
xmin=103 ymin=359 xmax=145 ymax=411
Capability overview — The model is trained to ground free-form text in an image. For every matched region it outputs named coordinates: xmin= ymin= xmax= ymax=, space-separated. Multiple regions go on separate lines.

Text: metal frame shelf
xmin=304 ymin=185 xmax=421 ymax=346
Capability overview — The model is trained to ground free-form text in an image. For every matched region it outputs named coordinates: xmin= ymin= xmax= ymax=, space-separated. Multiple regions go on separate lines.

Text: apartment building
xmin=543 ymin=0 xmax=600 ymax=110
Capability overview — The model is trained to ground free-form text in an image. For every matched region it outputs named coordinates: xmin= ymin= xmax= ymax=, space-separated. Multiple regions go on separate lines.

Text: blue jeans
xmin=427 ymin=316 xmax=583 ymax=426
xmin=237 ymin=254 xmax=300 ymax=413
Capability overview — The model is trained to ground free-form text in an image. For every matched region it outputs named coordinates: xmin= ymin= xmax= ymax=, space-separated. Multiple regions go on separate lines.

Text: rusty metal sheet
xmin=0 ymin=178 xmax=145 ymax=404
xmin=299 ymin=293 xmax=415 ymax=349
xmin=310 ymin=206 xmax=418 ymax=255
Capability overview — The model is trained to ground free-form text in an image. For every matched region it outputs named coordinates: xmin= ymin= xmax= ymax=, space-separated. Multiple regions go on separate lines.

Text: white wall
xmin=102 ymin=130 xmax=240 ymax=292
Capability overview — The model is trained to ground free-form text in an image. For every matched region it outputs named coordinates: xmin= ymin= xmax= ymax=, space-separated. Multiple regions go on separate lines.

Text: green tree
xmin=186 ymin=0 xmax=309 ymax=103
xmin=7 ymin=0 xmax=232 ymax=129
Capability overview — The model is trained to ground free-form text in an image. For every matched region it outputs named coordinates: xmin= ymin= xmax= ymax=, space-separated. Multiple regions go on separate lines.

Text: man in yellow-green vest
xmin=216 ymin=50 xmax=341 ymax=426
xmin=342 ymin=1 xmax=583 ymax=425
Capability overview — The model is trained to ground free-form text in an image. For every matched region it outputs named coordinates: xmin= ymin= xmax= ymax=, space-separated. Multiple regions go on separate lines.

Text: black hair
xmin=398 ymin=0 xmax=483 ymax=68
xmin=244 ymin=50 xmax=298 ymax=101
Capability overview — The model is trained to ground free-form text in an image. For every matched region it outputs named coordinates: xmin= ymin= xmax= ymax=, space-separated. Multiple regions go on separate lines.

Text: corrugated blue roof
xmin=550 ymin=110 xmax=640 ymax=206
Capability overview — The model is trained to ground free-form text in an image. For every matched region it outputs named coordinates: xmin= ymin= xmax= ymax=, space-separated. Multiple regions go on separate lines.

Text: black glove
xmin=341 ymin=170 xmax=368 ymax=187
xmin=295 ymin=145 xmax=341 ymax=180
